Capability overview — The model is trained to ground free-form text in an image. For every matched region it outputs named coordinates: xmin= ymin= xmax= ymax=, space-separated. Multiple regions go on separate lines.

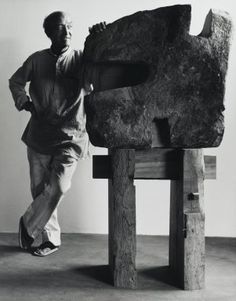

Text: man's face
xmin=49 ymin=13 xmax=72 ymax=48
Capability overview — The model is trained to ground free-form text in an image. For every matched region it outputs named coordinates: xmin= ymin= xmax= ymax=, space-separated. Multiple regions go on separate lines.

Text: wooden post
xmin=108 ymin=149 xmax=137 ymax=288
xmin=169 ymin=149 xmax=205 ymax=290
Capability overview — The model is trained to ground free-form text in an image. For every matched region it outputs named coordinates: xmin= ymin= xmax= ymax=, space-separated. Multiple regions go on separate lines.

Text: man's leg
xmin=27 ymin=147 xmax=51 ymax=201
xmin=26 ymin=148 xmax=61 ymax=246
xmin=19 ymin=147 xmax=52 ymax=248
xmin=23 ymin=147 xmax=78 ymax=244
xmin=42 ymin=209 xmax=61 ymax=246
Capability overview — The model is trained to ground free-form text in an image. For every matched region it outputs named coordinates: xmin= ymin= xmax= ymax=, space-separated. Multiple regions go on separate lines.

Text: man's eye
xmin=55 ymin=25 xmax=64 ymax=30
xmin=55 ymin=24 xmax=72 ymax=31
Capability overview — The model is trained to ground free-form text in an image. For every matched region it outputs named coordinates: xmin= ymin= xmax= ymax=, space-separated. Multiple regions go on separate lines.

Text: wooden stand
xmin=93 ymin=148 xmax=216 ymax=289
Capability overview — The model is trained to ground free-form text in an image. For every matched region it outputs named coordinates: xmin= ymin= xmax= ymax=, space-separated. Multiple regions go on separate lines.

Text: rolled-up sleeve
xmin=9 ymin=55 xmax=33 ymax=111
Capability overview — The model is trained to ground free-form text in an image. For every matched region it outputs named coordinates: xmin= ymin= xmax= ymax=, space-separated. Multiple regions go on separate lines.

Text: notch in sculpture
xmin=84 ymin=5 xmax=232 ymax=149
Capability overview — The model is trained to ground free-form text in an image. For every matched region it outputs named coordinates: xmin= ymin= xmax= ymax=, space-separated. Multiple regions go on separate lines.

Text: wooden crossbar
xmin=93 ymin=149 xmax=216 ymax=180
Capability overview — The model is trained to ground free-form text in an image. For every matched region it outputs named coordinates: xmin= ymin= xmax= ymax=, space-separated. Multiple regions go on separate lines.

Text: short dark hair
xmin=43 ymin=11 xmax=65 ymax=37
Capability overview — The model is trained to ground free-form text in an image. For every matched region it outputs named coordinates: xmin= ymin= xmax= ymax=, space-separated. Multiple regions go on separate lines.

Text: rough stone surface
xmin=84 ymin=5 xmax=232 ymax=149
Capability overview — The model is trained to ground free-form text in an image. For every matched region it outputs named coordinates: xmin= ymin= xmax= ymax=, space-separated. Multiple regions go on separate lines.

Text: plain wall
xmin=0 ymin=0 xmax=236 ymax=236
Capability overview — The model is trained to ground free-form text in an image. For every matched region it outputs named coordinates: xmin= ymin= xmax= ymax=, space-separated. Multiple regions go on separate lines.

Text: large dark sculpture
xmin=84 ymin=5 xmax=232 ymax=149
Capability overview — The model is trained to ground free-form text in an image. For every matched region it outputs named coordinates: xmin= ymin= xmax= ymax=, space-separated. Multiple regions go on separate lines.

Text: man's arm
xmin=9 ymin=55 xmax=35 ymax=114
xmin=81 ymin=22 xmax=107 ymax=94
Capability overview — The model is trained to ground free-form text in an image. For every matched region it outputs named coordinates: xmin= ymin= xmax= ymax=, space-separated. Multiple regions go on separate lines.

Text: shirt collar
xmin=48 ymin=46 xmax=72 ymax=58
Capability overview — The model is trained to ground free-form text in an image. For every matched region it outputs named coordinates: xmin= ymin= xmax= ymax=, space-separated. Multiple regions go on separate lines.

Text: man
xmin=9 ymin=11 xmax=106 ymax=256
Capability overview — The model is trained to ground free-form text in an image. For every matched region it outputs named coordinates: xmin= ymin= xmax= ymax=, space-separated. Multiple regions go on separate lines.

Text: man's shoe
xmin=33 ymin=241 xmax=59 ymax=257
xmin=18 ymin=217 xmax=34 ymax=250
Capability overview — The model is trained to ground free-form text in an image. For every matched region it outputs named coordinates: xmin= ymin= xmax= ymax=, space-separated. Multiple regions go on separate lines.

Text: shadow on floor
xmin=73 ymin=264 xmax=113 ymax=286
xmin=0 ymin=259 xmax=179 ymax=291
xmin=0 ymin=264 xmax=114 ymax=289
xmin=74 ymin=264 xmax=179 ymax=290
xmin=0 ymin=245 xmax=21 ymax=255
xmin=0 ymin=244 xmax=43 ymax=258
xmin=138 ymin=265 xmax=178 ymax=290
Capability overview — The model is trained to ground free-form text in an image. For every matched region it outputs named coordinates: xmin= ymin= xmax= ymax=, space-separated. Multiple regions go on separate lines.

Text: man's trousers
xmin=22 ymin=146 xmax=78 ymax=246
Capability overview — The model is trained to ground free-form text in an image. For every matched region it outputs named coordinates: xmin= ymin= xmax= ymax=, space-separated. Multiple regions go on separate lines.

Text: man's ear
xmin=44 ymin=29 xmax=51 ymax=38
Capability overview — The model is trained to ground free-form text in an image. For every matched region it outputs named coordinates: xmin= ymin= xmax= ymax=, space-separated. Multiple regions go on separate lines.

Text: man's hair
xmin=43 ymin=11 xmax=66 ymax=37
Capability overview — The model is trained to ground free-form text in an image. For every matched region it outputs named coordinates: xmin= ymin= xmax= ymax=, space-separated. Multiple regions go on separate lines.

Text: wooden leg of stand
xmin=108 ymin=149 xmax=137 ymax=288
xmin=169 ymin=149 xmax=205 ymax=290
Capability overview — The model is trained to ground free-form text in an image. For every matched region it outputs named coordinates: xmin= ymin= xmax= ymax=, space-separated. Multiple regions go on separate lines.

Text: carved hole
xmin=151 ymin=118 xmax=171 ymax=147
xmin=91 ymin=62 xmax=149 ymax=92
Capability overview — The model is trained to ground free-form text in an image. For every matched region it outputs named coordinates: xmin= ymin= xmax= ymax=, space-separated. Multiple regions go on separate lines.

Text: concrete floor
xmin=0 ymin=234 xmax=235 ymax=301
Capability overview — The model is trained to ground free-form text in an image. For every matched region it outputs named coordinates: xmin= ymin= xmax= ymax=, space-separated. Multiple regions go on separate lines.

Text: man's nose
xmin=65 ymin=26 xmax=71 ymax=35
xmin=62 ymin=26 xmax=70 ymax=36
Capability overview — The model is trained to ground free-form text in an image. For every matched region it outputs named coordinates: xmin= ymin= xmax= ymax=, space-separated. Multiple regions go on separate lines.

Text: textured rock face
xmin=84 ymin=5 xmax=232 ymax=149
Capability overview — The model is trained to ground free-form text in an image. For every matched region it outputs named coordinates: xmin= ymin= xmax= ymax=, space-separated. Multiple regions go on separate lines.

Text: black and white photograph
xmin=0 ymin=0 xmax=236 ymax=300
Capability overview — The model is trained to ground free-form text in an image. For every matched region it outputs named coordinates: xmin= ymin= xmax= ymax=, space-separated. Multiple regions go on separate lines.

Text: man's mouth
xmin=62 ymin=36 xmax=71 ymax=41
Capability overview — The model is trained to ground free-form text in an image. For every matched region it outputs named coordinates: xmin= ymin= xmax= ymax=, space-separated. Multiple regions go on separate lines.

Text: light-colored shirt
xmin=9 ymin=47 xmax=90 ymax=158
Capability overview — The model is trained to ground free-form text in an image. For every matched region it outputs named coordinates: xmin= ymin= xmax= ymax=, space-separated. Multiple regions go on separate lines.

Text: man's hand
xmin=89 ymin=22 xmax=106 ymax=35
xmin=22 ymin=99 xmax=37 ymax=117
